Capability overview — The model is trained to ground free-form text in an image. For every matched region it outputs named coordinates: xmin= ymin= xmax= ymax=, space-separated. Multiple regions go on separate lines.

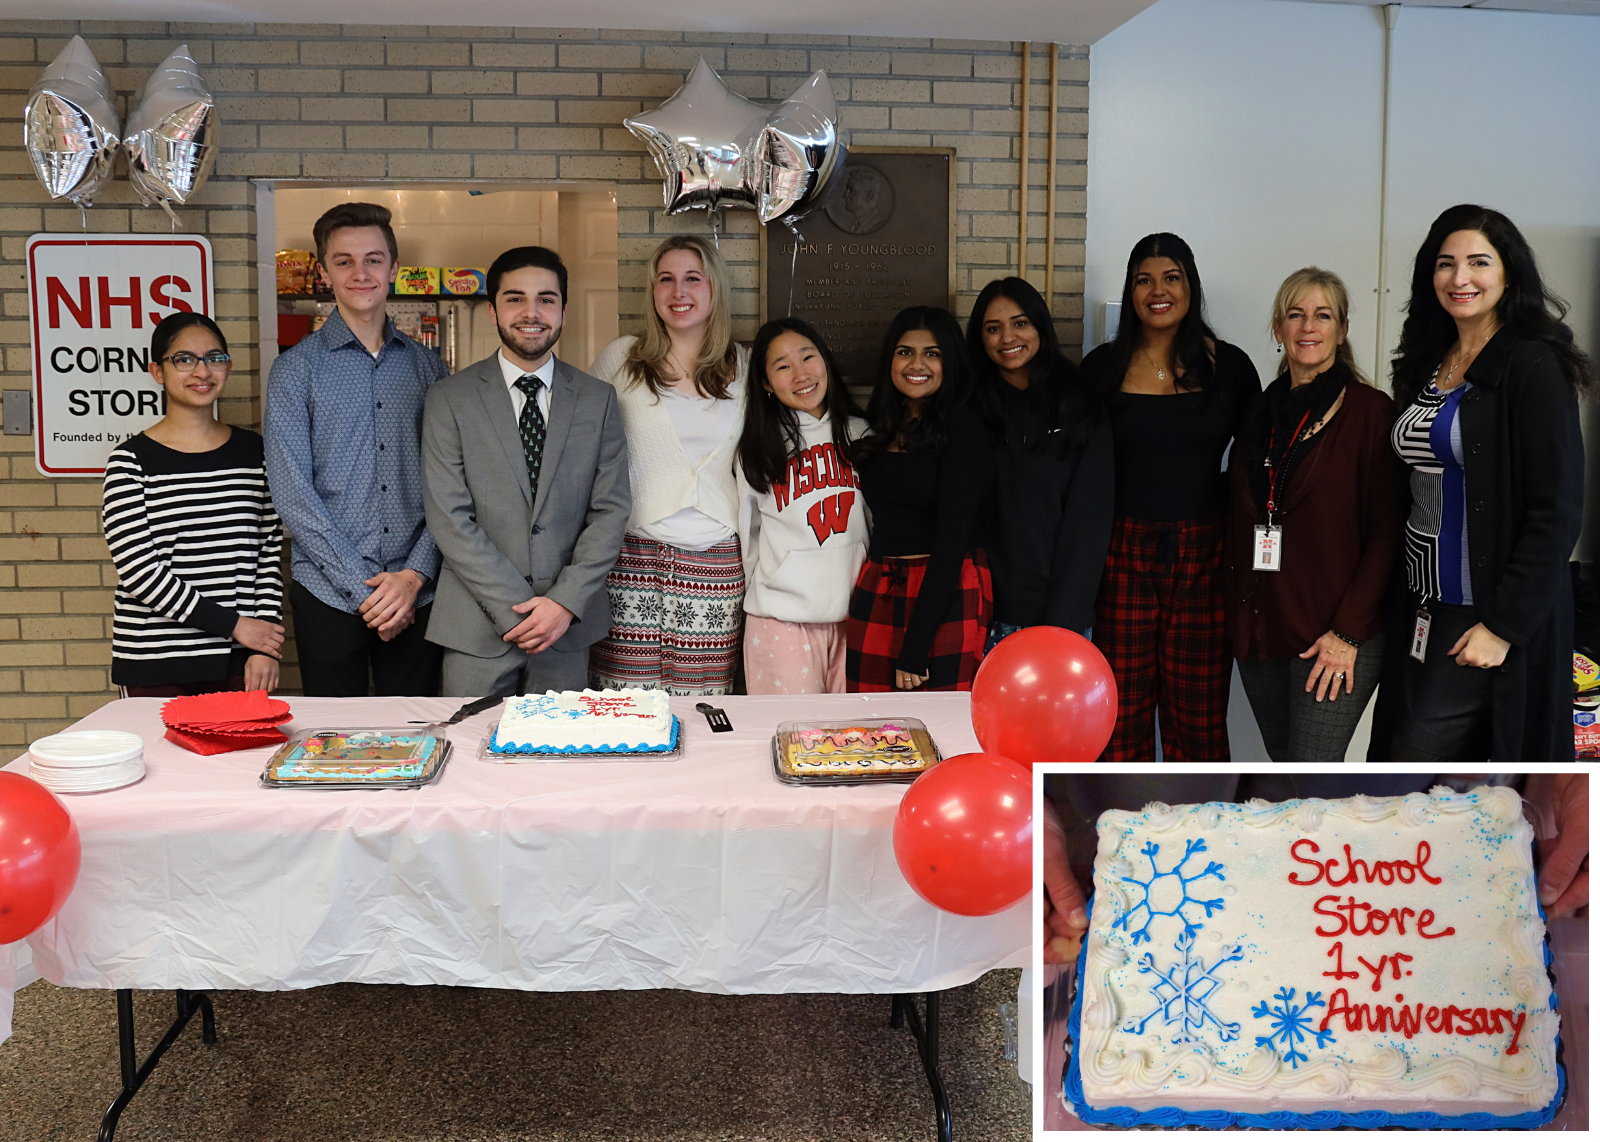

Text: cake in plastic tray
xmin=771 ymin=718 xmax=940 ymax=785
xmin=261 ymin=725 xmax=450 ymax=788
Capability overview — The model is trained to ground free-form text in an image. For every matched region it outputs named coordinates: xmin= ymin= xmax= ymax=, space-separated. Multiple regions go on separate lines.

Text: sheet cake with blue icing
xmin=1066 ymin=785 xmax=1562 ymax=1128
xmin=488 ymin=688 xmax=678 ymax=755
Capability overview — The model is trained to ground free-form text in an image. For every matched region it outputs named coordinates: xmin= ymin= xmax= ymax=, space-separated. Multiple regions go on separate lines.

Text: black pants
xmin=290 ymin=580 xmax=442 ymax=697
xmin=1237 ymin=633 xmax=1385 ymax=763
xmin=1391 ymin=601 xmax=1494 ymax=764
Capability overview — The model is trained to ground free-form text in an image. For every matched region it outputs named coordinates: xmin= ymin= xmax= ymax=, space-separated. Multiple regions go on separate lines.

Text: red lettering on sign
xmin=97 ymin=277 xmax=142 ymax=329
xmin=47 ymin=276 xmax=93 ymax=330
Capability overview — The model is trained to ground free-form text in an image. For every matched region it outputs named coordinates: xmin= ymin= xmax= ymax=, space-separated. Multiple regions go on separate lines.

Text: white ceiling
xmin=1271 ymin=0 xmax=1600 ymax=13
xmin=0 ymin=0 xmax=1161 ymax=45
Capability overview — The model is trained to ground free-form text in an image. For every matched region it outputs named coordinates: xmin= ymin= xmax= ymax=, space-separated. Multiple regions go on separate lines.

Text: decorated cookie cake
xmin=772 ymin=719 xmax=939 ymax=782
xmin=1066 ymin=785 xmax=1563 ymax=1129
xmin=488 ymin=688 xmax=678 ymax=755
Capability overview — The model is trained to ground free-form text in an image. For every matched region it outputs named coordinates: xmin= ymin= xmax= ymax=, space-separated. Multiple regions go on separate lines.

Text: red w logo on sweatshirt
xmin=806 ymin=490 xmax=855 ymax=545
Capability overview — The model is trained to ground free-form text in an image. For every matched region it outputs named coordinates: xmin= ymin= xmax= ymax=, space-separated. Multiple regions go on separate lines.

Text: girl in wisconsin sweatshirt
xmin=736 ymin=318 xmax=869 ymax=693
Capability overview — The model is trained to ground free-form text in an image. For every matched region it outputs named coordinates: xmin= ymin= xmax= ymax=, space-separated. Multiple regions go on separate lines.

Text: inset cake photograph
xmin=1038 ymin=773 xmax=1587 ymax=1131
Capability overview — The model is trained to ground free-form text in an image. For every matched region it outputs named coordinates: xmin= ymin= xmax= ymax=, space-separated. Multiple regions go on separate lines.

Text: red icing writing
xmin=1288 ymin=838 xmax=1443 ymax=887
xmin=1322 ymin=940 xmax=1360 ymax=980
xmin=577 ymin=696 xmax=653 ymax=719
xmin=1320 ymin=991 xmax=1531 ymax=1054
xmin=1312 ymin=895 xmax=1437 ymax=938
xmin=1355 ymin=951 xmax=1414 ymax=992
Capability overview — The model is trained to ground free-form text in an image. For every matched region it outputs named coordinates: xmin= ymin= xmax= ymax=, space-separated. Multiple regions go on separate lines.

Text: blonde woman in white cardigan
xmin=588 ymin=234 xmax=749 ymax=694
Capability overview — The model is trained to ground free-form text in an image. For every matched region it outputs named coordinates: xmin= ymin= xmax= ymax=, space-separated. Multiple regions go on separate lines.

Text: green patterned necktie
xmin=514 ymin=373 xmax=546 ymax=503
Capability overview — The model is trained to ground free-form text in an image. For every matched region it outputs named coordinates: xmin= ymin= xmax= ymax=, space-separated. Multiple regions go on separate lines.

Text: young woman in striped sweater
xmin=103 ymin=313 xmax=286 ymax=696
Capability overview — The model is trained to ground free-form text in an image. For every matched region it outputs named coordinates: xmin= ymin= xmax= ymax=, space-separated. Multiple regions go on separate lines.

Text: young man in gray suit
xmin=422 ymin=247 xmax=631 ymax=696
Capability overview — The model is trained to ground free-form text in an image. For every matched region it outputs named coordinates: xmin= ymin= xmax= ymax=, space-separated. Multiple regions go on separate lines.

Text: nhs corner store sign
xmin=27 ymin=234 xmax=214 ymax=476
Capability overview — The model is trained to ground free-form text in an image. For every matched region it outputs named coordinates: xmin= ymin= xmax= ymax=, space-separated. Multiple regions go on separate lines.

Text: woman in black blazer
xmin=1375 ymin=204 xmax=1591 ymax=763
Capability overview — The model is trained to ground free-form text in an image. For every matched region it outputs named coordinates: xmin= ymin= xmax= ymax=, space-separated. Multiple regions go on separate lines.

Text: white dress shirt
xmin=497 ymin=349 xmax=555 ymax=422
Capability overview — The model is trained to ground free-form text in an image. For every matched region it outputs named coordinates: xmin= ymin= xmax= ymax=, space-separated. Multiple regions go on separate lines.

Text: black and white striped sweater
xmin=102 ymin=429 xmax=284 ymax=686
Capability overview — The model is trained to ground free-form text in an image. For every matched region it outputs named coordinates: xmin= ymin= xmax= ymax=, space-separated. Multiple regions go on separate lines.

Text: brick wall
xmin=0 ymin=20 xmax=1088 ymax=759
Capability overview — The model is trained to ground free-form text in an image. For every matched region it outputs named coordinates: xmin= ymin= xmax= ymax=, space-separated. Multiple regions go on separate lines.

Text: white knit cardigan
xmin=589 ymin=335 xmax=749 ymax=536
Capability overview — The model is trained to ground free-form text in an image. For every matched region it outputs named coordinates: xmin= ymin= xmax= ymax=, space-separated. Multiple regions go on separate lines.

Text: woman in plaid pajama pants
xmin=846 ymin=307 xmax=993 ymax=693
xmin=1080 ymin=234 xmax=1262 ymax=761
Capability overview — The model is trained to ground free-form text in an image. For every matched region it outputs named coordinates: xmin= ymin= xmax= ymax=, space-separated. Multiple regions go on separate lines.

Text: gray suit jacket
xmin=422 ymin=353 xmax=631 ymax=658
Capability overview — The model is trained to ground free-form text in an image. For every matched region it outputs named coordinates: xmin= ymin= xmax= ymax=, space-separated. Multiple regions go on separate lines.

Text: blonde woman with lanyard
xmin=589 ymin=235 xmax=749 ymax=694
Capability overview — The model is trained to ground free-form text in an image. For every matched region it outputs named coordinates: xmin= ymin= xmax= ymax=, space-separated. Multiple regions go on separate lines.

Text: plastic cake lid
xmin=29 ymin=729 xmax=145 ymax=768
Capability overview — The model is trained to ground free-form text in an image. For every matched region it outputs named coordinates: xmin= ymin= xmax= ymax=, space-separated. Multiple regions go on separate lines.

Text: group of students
xmin=103 ymin=200 xmax=1589 ymax=764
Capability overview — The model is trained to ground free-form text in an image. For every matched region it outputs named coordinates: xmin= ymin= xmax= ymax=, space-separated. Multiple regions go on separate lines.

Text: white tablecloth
xmin=0 ymin=693 xmax=1027 ymax=1044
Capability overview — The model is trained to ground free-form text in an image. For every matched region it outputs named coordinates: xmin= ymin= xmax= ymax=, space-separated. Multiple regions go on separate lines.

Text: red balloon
xmin=892 ymin=752 xmax=1032 ymax=917
xmin=971 ymin=626 xmax=1117 ymax=767
xmin=0 ymin=772 xmax=81 ymax=943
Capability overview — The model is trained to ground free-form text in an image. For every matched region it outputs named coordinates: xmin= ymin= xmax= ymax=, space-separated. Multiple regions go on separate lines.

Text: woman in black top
xmin=1080 ymin=233 xmax=1261 ymax=762
xmin=846 ymin=306 xmax=993 ymax=691
xmin=966 ymin=277 xmax=1112 ymax=649
xmin=1372 ymin=204 xmax=1590 ymax=764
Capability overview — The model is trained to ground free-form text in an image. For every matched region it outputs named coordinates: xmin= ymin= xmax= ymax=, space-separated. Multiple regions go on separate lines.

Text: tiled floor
xmin=0 ymin=970 xmax=1027 ymax=1141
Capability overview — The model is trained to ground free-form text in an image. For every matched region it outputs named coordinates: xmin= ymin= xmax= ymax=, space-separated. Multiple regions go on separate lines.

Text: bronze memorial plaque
xmin=761 ymin=147 xmax=956 ymax=395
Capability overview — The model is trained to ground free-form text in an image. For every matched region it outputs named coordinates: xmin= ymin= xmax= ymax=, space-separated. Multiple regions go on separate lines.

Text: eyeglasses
xmin=159 ymin=351 xmax=231 ymax=371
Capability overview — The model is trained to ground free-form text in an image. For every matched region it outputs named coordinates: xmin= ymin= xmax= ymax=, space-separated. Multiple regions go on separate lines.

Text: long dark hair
xmin=1392 ymin=204 xmax=1595 ymax=407
xmin=858 ymin=306 xmax=973 ymax=458
xmin=1102 ymin=232 xmax=1218 ymax=394
xmin=966 ymin=276 xmax=1102 ymax=451
xmin=737 ymin=317 xmax=862 ymax=494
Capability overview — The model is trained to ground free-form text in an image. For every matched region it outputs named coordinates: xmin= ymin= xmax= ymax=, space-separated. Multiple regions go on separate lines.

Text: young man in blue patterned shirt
xmin=265 ymin=203 xmax=448 ymax=696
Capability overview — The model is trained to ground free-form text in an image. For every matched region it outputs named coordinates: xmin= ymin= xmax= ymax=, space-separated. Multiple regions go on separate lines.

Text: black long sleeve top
xmin=858 ymin=410 xmax=992 ymax=675
xmin=980 ymin=375 xmax=1115 ymax=630
xmin=1082 ymin=339 xmax=1262 ymax=521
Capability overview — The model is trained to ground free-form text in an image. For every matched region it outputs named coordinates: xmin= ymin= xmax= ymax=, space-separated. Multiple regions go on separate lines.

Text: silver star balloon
xmin=624 ymin=58 xmax=769 ymax=216
xmin=126 ymin=44 xmax=219 ymax=220
xmin=24 ymin=35 xmax=120 ymax=209
xmin=757 ymin=70 xmax=845 ymax=226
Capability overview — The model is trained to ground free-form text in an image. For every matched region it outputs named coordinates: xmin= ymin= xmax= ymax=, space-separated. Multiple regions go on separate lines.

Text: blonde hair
xmin=624 ymin=234 xmax=739 ymax=400
xmin=1270 ymin=266 xmax=1367 ymax=383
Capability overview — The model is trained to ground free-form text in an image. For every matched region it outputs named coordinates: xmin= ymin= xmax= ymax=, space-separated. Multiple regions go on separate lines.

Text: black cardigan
xmin=1369 ymin=328 xmax=1585 ymax=763
xmin=978 ymin=370 xmax=1114 ymax=631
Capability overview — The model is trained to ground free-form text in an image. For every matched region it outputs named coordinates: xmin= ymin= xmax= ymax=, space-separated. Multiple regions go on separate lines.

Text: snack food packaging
xmin=1575 ymin=652 xmax=1599 ymax=693
xmin=442 ymin=267 xmax=487 ymax=296
xmin=394 ymin=266 xmax=439 ymax=295
xmin=1576 ymin=699 xmax=1600 ymax=757
xmin=276 ymin=249 xmax=313 ymax=294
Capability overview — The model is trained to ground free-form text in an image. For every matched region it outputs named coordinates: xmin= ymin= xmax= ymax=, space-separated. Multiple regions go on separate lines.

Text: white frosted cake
xmin=1066 ymin=786 xmax=1563 ymax=1129
xmin=488 ymin=688 xmax=676 ymax=755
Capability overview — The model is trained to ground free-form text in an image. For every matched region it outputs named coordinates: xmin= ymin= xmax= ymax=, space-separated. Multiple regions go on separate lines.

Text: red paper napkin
xmin=160 ymin=689 xmax=292 ymax=755
xmin=165 ymin=725 xmax=288 ymax=755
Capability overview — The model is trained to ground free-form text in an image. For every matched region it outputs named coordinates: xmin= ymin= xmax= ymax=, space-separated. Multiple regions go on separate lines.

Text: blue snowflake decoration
xmin=1113 ymin=837 xmax=1226 ymax=946
xmin=1124 ymin=929 xmax=1244 ymax=1046
xmin=1250 ymin=987 xmax=1336 ymax=1069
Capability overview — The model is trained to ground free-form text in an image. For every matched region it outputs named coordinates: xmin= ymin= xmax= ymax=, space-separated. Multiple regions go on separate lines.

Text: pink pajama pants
xmin=742 ymin=615 xmax=847 ymax=695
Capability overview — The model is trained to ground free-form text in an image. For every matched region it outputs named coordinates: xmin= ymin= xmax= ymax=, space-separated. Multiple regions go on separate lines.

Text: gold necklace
xmin=1140 ymin=346 xmax=1169 ymax=384
xmin=1440 ymin=327 xmax=1495 ymax=390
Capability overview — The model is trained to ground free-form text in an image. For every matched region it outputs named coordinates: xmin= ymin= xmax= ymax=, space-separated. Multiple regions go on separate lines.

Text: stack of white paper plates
xmin=28 ymin=729 xmax=145 ymax=793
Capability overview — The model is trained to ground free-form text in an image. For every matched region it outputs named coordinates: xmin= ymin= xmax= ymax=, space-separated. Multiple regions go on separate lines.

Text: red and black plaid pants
xmin=1094 ymin=514 xmax=1231 ymax=762
xmin=846 ymin=552 xmax=991 ymax=692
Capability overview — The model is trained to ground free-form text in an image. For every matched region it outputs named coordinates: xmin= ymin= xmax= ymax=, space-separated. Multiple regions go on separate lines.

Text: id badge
xmin=1252 ymin=524 xmax=1283 ymax=572
xmin=1410 ymin=609 xmax=1432 ymax=662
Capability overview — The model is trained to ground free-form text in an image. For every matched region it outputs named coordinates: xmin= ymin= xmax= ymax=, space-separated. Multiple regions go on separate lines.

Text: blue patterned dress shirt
xmin=265 ymin=308 xmax=449 ymax=614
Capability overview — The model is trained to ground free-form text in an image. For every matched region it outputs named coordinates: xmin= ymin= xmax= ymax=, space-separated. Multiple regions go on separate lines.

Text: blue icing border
xmin=1063 ymin=891 xmax=1566 ymax=1130
xmin=489 ymin=714 xmax=680 ymax=755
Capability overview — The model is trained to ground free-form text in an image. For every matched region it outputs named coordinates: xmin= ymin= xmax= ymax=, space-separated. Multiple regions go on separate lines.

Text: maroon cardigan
xmin=1226 ymin=379 xmax=1402 ymax=661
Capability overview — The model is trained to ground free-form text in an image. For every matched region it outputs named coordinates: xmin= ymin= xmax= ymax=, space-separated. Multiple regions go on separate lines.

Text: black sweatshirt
xmin=980 ymin=371 xmax=1114 ymax=630
xmin=858 ymin=411 xmax=992 ymax=675
xmin=1082 ymin=340 xmax=1262 ymax=521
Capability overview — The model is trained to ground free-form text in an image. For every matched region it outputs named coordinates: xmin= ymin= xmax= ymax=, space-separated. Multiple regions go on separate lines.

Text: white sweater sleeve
xmin=588 ymin=335 xmax=636 ymax=386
